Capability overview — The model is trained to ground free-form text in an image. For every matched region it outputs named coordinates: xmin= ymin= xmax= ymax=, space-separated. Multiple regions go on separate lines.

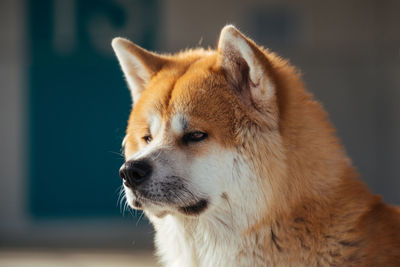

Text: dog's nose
xmin=119 ymin=160 xmax=152 ymax=188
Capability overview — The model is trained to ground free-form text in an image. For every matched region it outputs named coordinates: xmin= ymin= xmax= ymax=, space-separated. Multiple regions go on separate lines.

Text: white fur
xmin=112 ymin=37 xmax=150 ymax=104
xmin=121 ymin=134 xmax=128 ymax=148
xmin=171 ymin=114 xmax=186 ymax=136
xmin=149 ymin=149 xmax=272 ymax=266
xmin=123 ymin=116 xmax=274 ymax=265
xmin=149 ymin=114 xmax=162 ymax=138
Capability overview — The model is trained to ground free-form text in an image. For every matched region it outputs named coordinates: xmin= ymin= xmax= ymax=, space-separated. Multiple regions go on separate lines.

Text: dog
xmin=112 ymin=25 xmax=400 ymax=266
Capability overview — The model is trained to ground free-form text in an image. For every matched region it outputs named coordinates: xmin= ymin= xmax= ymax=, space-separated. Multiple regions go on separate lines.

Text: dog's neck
xmin=147 ymin=124 xmax=373 ymax=267
xmin=149 ymin=175 xmax=373 ymax=267
xmin=149 ymin=202 xmax=272 ymax=267
xmin=146 ymin=148 xmax=272 ymax=266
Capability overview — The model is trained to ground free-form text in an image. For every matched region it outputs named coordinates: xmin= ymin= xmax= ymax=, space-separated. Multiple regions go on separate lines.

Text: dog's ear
xmin=112 ymin=38 xmax=167 ymax=105
xmin=217 ymin=25 xmax=275 ymax=111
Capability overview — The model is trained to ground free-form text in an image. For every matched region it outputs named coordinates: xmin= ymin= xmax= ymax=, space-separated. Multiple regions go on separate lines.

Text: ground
xmin=0 ymin=248 xmax=158 ymax=267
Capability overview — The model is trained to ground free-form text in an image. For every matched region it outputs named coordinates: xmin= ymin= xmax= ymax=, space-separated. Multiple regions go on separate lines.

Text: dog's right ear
xmin=112 ymin=38 xmax=167 ymax=105
xmin=217 ymin=25 xmax=276 ymax=113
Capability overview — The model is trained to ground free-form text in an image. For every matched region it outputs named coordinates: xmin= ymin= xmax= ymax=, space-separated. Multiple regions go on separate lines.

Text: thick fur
xmin=112 ymin=25 xmax=400 ymax=266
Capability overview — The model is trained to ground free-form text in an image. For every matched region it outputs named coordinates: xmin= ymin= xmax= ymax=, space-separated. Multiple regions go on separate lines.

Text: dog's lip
xmin=131 ymin=196 xmax=208 ymax=216
xmin=126 ymin=187 xmax=208 ymax=215
xmin=123 ymin=180 xmax=135 ymax=189
xmin=179 ymin=199 xmax=208 ymax=215
xmin=130 ymin=194 xmax=165 ymax=210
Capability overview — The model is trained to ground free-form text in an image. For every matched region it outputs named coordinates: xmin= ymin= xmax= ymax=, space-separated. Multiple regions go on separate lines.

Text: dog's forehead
xmin=128 ymin=52 xmax=238 ymax=148
xmin=137 ymin=59 xmax=219 ymax=118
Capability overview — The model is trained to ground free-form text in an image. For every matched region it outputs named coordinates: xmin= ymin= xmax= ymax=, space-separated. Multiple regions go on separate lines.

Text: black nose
xmin=119 ymin=160 xmax=152 ymax=188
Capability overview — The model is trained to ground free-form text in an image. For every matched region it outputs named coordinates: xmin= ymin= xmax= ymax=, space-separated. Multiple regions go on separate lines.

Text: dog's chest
xmin=152 ymin=216 xmax=347 ymax=267
xmin=153 ymin=216 xmax=271 ymax=267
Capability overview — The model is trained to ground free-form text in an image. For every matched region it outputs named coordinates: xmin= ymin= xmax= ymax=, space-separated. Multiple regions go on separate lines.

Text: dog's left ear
xmin=217 ymin=25 xmax=275 ymax=110
xmin=112 ymin=38 xmax=167 ymax=105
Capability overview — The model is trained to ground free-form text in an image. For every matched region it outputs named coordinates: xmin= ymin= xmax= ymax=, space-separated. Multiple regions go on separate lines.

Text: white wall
xmin=0 ymin=0 xmax=27 ymax=232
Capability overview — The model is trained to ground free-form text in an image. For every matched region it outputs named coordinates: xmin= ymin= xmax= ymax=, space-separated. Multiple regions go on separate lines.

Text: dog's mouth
xmin=123 ymin=180 xmax=209 ymax=216
xmin=129 ymin=193 xmax=208 ymax=216
xmin=178 ymin=199 xmax=208 ymax=215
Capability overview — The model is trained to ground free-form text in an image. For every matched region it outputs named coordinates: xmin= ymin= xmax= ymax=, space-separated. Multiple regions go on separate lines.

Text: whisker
xmin=116 ymin=186 xmax=124 ymax=202
xmin=128 ymin=206 xmax=135 ymax=217
xmin=120 ymin=194 xmax=127 ymax=213
xmin=151 ymin=150 xmax=162 ymax=160
xmin=123 ymin=200 xmax=129 ymax=216
xmin=109 ymin=150 xmax=125 ymax=159
xmin=136 ymin=211 xmax=145 ymax=226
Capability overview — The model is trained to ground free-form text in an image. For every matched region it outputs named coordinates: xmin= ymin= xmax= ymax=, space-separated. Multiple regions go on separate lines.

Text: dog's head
xmin=112 ymin=26 xmax=287 ymax=219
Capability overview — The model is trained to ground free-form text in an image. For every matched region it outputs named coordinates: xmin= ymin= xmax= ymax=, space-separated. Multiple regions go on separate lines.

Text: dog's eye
xmin=142 ymin=135 xmax=152 ymax=144
xmin=182 ymin=131 xmax=208 ymax=144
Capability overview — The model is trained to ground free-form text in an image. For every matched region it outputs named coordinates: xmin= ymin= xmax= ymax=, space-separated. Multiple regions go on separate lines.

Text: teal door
xmin=28 ymin=0 xmax=160 ymax=218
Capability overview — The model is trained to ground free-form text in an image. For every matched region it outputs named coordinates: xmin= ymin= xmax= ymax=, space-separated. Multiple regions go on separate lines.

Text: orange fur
xmin=116 ymin=26 xmax=400 ymax=266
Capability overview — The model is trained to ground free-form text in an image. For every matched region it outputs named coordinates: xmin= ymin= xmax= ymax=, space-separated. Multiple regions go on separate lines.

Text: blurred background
xmin=0 ymin=0 xmax=399 ymax=266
